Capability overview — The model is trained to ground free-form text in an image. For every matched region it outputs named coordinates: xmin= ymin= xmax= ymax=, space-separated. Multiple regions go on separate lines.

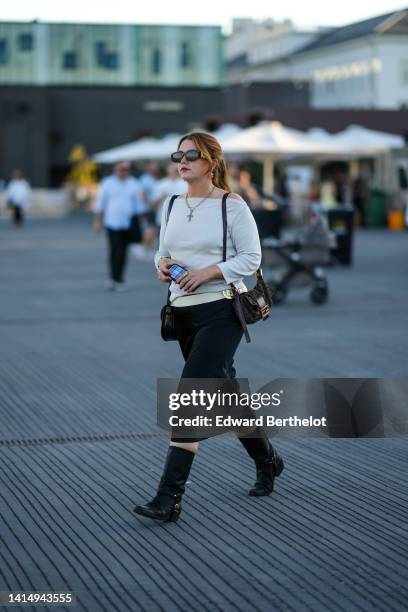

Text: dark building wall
xmin=0 ymin=86 xmax=224 ymax=186
xmin=222 ymin=81 xmax=310 ymax=118
xmin=47 ymin=86 xmax=224 ymax=166
xmin=0 ymin=87 xmax=49 ymax=187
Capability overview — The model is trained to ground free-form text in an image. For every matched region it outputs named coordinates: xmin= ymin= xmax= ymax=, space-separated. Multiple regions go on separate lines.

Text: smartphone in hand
xmin=168 ymin=263 xmax=188 ymax=282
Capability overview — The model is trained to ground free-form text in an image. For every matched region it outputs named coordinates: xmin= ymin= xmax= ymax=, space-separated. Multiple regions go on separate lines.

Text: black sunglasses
xmin=170 ymin=149 xmax=202 ymax=163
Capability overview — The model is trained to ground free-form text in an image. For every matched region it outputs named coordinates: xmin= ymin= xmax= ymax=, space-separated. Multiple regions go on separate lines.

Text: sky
xmin=1 ymin=1 xmax=407 ymax=33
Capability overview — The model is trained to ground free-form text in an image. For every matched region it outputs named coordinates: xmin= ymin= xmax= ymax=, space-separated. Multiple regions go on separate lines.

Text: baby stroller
xmin=261 ymin=209 xmax=336 ymax=305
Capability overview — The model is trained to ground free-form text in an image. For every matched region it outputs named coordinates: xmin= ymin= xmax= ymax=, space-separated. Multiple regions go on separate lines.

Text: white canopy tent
xmin=92 ymin=133 xmax=182 ymax=163
xmin=221 ymin=121 xmax=348 ymax=192
xmin=91 ymin=137 xmax=156 ymax=164
xmin=330 ymin=125 xmax=404 ymax=153
xmin=91 ymin=124 xmax=242 ymax=164
xmin=307 ymin=125 xmax=405 ymax=189
xmin=91 ymin=121 xmax=404 ymax=193
xmin=212 ymin=123 xmax=242 ymax=142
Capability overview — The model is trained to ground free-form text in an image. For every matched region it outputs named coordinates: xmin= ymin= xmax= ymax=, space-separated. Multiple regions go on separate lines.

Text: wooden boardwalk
xmin=0 ymin=216 xmax=407 ymax=611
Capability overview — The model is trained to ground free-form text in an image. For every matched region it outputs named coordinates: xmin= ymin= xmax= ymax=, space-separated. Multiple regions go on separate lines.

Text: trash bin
xmin=327 ymin=207 xmax=354 ymax=265
xmin=252 ymin=209 xmax=282 ymax=239
xmin=367 ymin=189 xmax=387 ymax=227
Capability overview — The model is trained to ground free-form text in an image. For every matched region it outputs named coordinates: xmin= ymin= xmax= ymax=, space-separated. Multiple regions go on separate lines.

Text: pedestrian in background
xmin=320 ymin=177 xmax=337 ymax=211
xmin=237 ymin=168 xmax=263 ymax=209
xmin=288 ymin=174 xmax=305 ymax=224
xmin=132 ymin=161 xmax=160 ymax=260
xmin=227 ymin=162 xmax=241 ymax=193
xmin=152 ymin=163 xmax=186 ymax=228
xmin=93 ymin=161 xmax=143 ymax=291
xmin=5 ymin=169 xmax=32 ymax=227
xmin=352 ymin=175 xmax=368 ymax=227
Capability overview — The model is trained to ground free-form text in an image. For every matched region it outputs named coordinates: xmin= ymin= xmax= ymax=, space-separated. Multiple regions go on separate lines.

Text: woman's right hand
xmin=157 ymin=257 xmax=186 ymax=283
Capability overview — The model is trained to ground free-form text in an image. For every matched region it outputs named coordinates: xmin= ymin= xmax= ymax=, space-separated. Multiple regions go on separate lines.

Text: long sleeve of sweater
xmin=216 ymin=201 xmax=261 ymax=284
xmin=154 ymin=197 xmax=171 ymax=269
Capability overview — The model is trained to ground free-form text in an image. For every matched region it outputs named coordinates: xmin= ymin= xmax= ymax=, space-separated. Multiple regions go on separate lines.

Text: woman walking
xmin=134 ymin=132 xmax=284 ymax=523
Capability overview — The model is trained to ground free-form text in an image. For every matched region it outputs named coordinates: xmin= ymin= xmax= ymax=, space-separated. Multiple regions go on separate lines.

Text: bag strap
xmin=165 ymin=194 xmax=179 ymax=305
xmin=221 ymin=192 xmax=229 ymax=263
xmin=221 ymin=192 xmax=251 ymax=343
xmin=166 ymin=194 xmax=178 ymax=224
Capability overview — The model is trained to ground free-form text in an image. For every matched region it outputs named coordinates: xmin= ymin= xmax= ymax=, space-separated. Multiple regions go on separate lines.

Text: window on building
xmin=18 ymin=33 xmax=33 ymax=51
xmin=0 ymin=39 xmax=8 ymax=65
xmin=104 ymin=52 xmax=119 ymax=69
xmin=94 ymin=42 xmax=119 ymax=69
xmin=63 ymin=52 xmax=78 ymax=70
xmin=180 ymin=42 xmax=191 ymax=68
xmin=95 ymin=42 xmax=106 ymax=66
xmin=152 ymin=48 xmax=161 ymax=74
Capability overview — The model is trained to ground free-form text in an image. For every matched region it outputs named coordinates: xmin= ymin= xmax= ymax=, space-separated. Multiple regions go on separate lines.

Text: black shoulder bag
xmin=160 ymin=195 xmax=179 ymax=341
xmin=221 ymin=192 xmax=273 ymax=343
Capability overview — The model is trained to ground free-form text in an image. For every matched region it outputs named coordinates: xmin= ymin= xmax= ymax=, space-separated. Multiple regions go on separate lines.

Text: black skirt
xmin=171 ymin=298 xmax=243 ymax=442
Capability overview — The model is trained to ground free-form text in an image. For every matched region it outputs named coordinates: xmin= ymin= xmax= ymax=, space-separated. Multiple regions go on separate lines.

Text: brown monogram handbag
xmin=221 ymin=193 xmax=272 ymax=343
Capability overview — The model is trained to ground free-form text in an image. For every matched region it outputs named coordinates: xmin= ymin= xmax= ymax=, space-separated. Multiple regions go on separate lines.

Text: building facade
xmin=0 ymin=21 xmax=223 ymax=87
xmin=0 ymin=20 xmax=225 ymax=186
xmin=226 ymin=18 xmax=320 ymax=85
xmin=226 ymin=10 xmax=408 ymax=109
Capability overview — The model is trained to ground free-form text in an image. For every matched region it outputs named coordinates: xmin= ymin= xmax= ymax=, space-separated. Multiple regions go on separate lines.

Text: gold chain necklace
xmin=185 ymin=185 xmax=215 ymax=222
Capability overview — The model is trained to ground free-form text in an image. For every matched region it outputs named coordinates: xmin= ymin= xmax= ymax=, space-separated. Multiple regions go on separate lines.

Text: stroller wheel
xmin=310 ymin=283 xmax=329 ymax=305
xmin=268 ymin=282 xmax=287 ymax=305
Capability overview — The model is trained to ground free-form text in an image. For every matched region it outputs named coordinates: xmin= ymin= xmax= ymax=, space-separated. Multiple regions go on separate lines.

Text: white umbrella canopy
xmin=92 ymin=122 xmax=403 ymax=165
xmin=146 ymin=133 xmax=182 ymax=159
xmin=211 ymin=123 xmax=242 ymax=144
xmin=222 ymin=121 xmax=347 ymax=192
xmin=92 ymin=137 xmax=157 ymax=163
xmin=222 ymin=121 xmax=345 ymax=156
xmin=307 ymin=127 xmax=334 ymax=142
xmin=92 ymin=133 xmax=182 ymax=163
xmin=150 ymin=125 xmax=242 ymax=153
xmin=330 ymin=124 xmax=404 ymax=152
xmin=307 ymin=125 xmax=405 ymax=153
xmin=91 ymin=124 xmax=243 ymax=164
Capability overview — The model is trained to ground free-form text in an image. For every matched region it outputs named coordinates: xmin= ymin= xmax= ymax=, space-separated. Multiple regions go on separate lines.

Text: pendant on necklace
xmin=187 ymin=210 xmax=194 ymax=222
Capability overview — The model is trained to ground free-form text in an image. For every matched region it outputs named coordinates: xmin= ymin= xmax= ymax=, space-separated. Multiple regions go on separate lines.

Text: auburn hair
xmin=177 ymin=132 xmax=231 ymax=192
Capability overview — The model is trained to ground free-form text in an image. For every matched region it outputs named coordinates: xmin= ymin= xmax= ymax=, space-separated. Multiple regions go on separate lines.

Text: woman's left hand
xmin=177 ymin=268 xmax=212 ymax=293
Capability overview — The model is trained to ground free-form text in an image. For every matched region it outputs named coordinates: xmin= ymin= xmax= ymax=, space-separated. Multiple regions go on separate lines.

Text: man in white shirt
xmin=93 ymin=161 xmax=142 ymax=291
xmin=5 ymin=169 xmax=32 ymax=227
xmin=153 ymin=164 xmax=186 ymax=228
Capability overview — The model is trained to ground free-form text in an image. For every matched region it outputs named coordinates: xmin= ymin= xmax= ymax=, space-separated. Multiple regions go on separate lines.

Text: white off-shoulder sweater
xmin=154 ymin=195 xmax=262 ymax=303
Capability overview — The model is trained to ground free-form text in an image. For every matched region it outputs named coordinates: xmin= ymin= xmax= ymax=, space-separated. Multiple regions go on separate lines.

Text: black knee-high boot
xmin=134 ymin=446 xmax=195 ymax=522
xmin=238 ymin=428 xmax=284 ymax=496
